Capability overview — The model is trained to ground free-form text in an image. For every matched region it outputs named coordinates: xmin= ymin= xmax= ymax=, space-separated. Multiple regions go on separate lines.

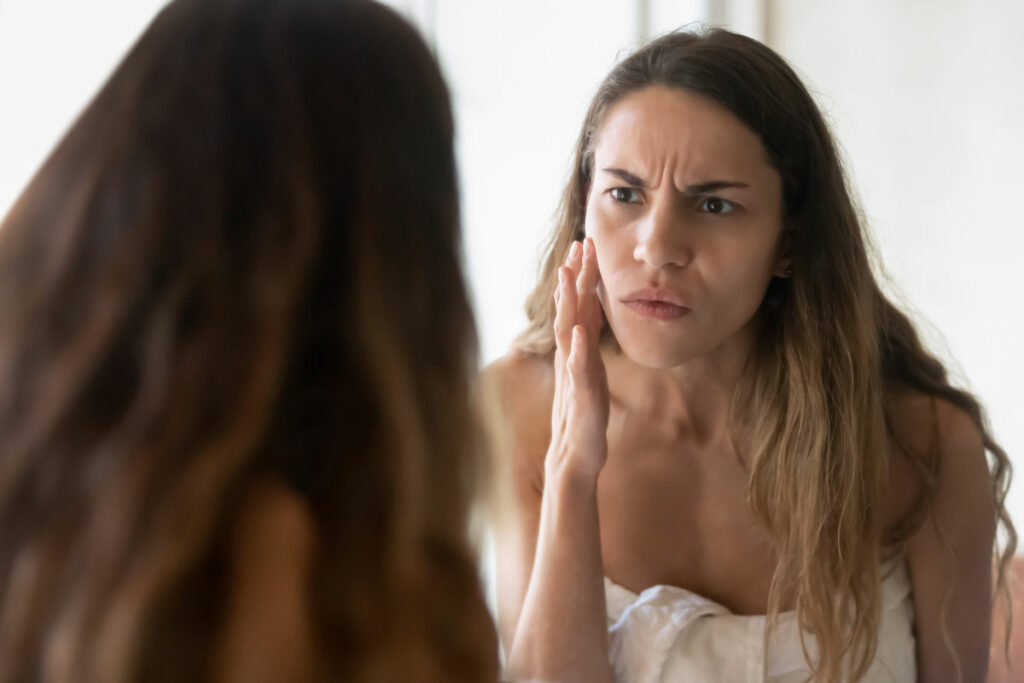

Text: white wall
xmin=0 ymin=0 xmax=169 ymax=220
xmin=768 ymin=0 xmax=1024 ymax=539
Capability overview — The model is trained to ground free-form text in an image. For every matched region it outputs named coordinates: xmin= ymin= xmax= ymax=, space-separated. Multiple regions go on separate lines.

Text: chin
xmin=609 ymin=325 xmax=700 ymax=369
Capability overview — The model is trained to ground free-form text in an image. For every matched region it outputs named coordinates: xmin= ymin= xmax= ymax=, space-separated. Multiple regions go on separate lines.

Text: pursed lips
xmin=620 ymin=287 xmax=692 ymax=320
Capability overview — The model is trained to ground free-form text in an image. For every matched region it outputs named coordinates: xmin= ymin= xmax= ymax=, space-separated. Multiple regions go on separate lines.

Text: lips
xmin=621 ymin=288 xmax=692 ymax=321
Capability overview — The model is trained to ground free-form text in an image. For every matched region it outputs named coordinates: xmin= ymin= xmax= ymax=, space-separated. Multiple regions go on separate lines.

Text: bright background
xmin=2 ymin=0 xmax=1022 ymax=532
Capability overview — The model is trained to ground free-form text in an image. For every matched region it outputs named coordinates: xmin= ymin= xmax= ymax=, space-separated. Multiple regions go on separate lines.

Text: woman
xmin=0 ymin=0 xmax=497 ymax=681
xmin=487 ymin=29 xmax=1015 ymax=682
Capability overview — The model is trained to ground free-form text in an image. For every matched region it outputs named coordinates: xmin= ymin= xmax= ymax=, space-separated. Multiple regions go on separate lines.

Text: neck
xmin=606 ymin=322 xmax=757 ymax=450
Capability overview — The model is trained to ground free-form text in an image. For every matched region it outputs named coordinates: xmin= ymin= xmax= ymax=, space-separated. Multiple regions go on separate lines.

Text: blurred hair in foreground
xmin=0 ymin=0 xmax=497 ymax=680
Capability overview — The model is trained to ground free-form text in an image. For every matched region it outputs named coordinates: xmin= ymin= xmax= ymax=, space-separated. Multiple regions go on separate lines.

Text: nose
xmin=632 ymin=199 xmax=693 ymax=270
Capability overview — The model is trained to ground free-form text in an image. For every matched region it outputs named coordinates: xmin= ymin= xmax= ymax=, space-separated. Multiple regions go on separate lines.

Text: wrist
xmin=544 ymin=453 xmax=601 ymax=496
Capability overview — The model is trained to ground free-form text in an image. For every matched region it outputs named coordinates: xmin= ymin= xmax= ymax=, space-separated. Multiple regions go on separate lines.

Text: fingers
xmin=577 ymin=237 xmax=602 ymax=338
xmin=578 ymin=238 xmax=598 ymax=293
xmin=567 ymin=324 xmax=604 ymax=418
xmin=567 ymin=325 xmax=588 ymax=410
xmin=553 ymin=239 xmax=597 ymax=423
xmin=568 ymin=324 xmax=587 ymax=376
xmin=567 ymin=239 xmax=582 ymax=277
xmin=552 ymin=244 xmax=580 ymax=420
xmin=556 ymin=237 xmax=601 ymax=348
xmin=555 ymin=242 xmax=581 ymax=349
xmin=554 ymin=266 xmax=578 ymax=355
xmin=548 ymin=243 xmax=611 ymax=475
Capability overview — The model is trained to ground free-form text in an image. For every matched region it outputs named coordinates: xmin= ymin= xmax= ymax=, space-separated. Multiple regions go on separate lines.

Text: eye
xmin=608 ymin=187 xmax=642 ymax=204
xmin=698 ymin=196 xmax=736 ymax=214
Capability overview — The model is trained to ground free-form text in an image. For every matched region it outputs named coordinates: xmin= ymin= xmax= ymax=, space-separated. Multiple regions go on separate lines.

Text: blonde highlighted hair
xmin=517 ymin=29 xmax=1014 ymax=682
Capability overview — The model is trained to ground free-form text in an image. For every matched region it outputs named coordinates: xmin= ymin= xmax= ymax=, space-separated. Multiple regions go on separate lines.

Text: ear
xmin=773 ymin=253 xmax=792 ymax=278
xmin=773 ymin=228 xmax=794 ymax=278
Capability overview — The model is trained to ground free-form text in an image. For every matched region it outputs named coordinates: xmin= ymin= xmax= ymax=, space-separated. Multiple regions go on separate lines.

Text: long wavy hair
xmin=0 ymin=0 xmax=496 ymax=681
xmin=517 ymin=28 xmax=1015 ymax=682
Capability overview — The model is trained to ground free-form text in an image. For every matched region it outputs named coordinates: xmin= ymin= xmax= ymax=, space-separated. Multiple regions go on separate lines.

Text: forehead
xmin=593 ymin=86 xmax=775 ymax=181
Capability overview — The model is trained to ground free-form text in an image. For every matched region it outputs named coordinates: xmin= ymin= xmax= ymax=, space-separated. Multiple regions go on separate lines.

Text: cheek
xmin=585 ymin=206 xmax=620 ymax=314
xmin=703 ymin=242 xmax=778 ymax=313
xmin=586 ymin=204 xmax=629 ymax=270
xmin=583 ymin=195 xmax=606 ymax=239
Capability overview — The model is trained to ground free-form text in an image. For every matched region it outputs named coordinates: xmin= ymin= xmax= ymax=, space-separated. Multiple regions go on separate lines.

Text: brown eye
xmin=698 ymin=197 xmax=735 ymax=214
xmin=609 ymin=187 xmax=641 ymax=203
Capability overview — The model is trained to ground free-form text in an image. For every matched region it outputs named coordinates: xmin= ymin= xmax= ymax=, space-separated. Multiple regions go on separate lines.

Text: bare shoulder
xmin=481 ymin=350 xmax=556 ymax=650
xmin=885 ymin=392 xmax=996 ymax=679
xmin=215 ymin=479 xmax=318 ymax=683
xmin=884 ymin=389 xmax=992 ymax=534
xmin=232 ymin=478 xmax=318 ymax=554
xmin=925 ymin=395 xmax=991 ymax=511
xmin=481 ymin=349 xmax=555 ymax=419
xmin=480 ymin=350 xmax=555 ymax=485
xmin=885 ymin=389 xmax=987 ymax=482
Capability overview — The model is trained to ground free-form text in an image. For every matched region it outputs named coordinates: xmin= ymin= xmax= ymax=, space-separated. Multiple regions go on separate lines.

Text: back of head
xmin=0 ymin=0 xmax=494 ymax=681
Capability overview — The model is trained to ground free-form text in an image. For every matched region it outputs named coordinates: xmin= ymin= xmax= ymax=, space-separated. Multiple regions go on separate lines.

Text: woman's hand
xmin=547 ymin=237 xmax=610 ymax=483
xmin=504 ymin=236 xmax=615 ymax=683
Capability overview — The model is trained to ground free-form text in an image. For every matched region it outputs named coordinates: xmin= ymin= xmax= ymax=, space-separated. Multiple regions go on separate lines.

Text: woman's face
xmin=585 ymin=86 xmax=789 ymax=369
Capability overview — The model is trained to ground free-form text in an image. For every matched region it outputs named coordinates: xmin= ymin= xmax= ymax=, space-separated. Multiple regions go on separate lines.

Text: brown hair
xmin=518 ymin=28 xmax=1014 ymax=682
xmin=0 ymin=0 xmax=496 ymax=681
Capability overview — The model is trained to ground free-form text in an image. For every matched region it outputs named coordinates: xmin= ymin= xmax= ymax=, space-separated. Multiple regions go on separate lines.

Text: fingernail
xmin=569 ymin=241 xmax=580 ymax=260
xmin=572 ymin=326 xmax=582 ymax=343
xmin=557 ymin=268 xmax=566 ymax=285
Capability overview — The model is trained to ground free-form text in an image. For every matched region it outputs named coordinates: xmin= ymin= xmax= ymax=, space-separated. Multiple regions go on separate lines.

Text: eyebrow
xmin=600 ymin=167 xmax=750 ymax=195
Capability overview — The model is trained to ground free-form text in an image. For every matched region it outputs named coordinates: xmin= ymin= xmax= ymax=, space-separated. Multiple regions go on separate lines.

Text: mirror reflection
xmin=0 ymin=1 xmax=1020 ymax=682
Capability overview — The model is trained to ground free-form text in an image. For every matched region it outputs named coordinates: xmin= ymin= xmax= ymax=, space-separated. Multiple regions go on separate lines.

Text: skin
xmin=489 ymin=86 xmax=995 ymax=682
xmin=215 ymin=480 xmax=318 ymax=683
